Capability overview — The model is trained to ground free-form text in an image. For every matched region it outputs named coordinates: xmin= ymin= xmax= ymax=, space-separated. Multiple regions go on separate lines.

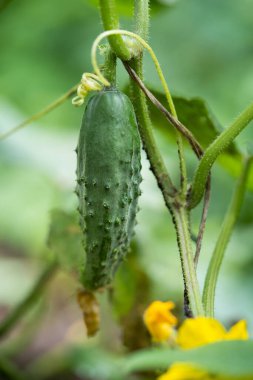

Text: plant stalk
xmin=102 ymin=48 xmax=117 ymax=85
xmin=203 ymin=157 xmax=252 ymax=317
xmin=172 ymin=205 xmax=204 ymax=316
xmin=99 ymin=0 xmax=131 ymax=61
xmin=129 ymin=57 xmax=203 ymax=316
xmin=129 ymin=57 xmax=177 ymax=198
xmin=134 ymin=0 xmax=150 ymax=41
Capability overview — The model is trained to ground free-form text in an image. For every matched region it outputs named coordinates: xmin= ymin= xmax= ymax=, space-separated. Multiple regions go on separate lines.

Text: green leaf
xmin=150 ymin=90 xmax=239 ymax=153
xmin=66 ymin=341 xmax=253 ymax=379
xmin=147 ymin=91 xmax=253 ymax=192
xmin=69 ymin=347 xmax=124 ymax=380
xmin=123 ymin=341 xmax=253 ymax=378
xmin=47 ymin=209 xmax=84 ymax=273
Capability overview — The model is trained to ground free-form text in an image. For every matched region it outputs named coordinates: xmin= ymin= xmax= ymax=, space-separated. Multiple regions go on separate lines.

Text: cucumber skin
xmin=76 ymin=89 xmax=141 ymax=290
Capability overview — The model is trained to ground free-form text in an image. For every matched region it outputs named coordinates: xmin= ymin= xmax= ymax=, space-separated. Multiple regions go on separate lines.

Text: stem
xmin=189 ymin=102 xmax=253 ymax=209
xmin=172 ymin=205 xmax=204 ymax=316
xmin=194 ymin=174 xmax=211 ymax=266
xmin=203 ymin=157 xmax=252 ymax=317
xmin=134 ymin=0 xmax=150 ymax=41
xmin=129 ymin=57 xmax=203 ymax=316
xmin=139 ymin=0 xmax=187 ymax=194
xmin=129 ymin=56 xmax=177 ymax=199
xmin=0 ymin=85 xmax=78 ymax=140
xmin=123 ymin=63 xmax=203 ymax=158
xmin=0 ymin=261 xmax=57 ymax=338
xmin=99 ymin=0 xmax=131 ymax=61
xmin=102 ymin=48 xmax=117 ymax=85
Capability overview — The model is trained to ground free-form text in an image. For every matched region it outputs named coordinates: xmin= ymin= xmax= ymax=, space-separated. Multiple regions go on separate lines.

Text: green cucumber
xmin=76 ymin=88 xmax=141 ymax=290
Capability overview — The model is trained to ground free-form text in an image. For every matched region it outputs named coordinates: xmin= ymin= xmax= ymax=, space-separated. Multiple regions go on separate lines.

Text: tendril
xmin=91 ymin=29 xmax=177 ymax=117
xmin=72 ymin=73 xmax=104 ymax=106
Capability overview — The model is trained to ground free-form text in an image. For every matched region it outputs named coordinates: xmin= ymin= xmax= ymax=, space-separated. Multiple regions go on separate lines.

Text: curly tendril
xmin=72 ymin=73 xmax=104 ymax=106
xmin=91 ymin=29 xmax=177 ymax=116
xmin=73 ymin=30 xmax=177 ymax=115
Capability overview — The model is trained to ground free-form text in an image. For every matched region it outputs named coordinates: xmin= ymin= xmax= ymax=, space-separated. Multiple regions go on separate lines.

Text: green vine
xmin=134 ymin=0 xmax=150 ymax=42
xmin=99 ymin=0 xmax=131 ymax=60
xmin=203 ymin=157 xmax=252 ymax=317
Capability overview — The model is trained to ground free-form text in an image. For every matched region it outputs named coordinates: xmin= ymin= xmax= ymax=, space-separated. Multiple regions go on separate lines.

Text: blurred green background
xmin=1 ymin=0 xmax=253 ymax=378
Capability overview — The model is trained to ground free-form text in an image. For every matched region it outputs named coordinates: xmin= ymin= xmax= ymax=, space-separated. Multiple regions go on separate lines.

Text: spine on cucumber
xmin=76 ymin=88 xmax=141 ymax=290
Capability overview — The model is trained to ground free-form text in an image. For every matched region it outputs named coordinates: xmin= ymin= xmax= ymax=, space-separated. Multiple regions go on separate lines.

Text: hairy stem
xmin=173 ymin=205 xmax=204 ymax=316
xmin=189 ymin=102 xmax=253 ymax=209
xmin=99 ymin=0 xmax=131 ymax=60
xmin=0 ymin=261 xmax=57 ymax=338
xmin=129 ymin=57 xmax=177 ymax=198
xmin=129 ymin=57 xmax=203 ymax=316
xmin=0 ymin=85 xmax=77 ymax=140
xmin=102 ymin=48 xmax=117 ymax=85
xmin=134 ymin=0 xmax=186 ymax=194
xmin=123 ymin=63 xmax=203 ymax=158
xmin=194 ymin=174 xmax=211 ymax=266
xmin=203 ymin=157 xmax=252 ymax=317
xmin=134 ymin=0 xmax=150 ymax=41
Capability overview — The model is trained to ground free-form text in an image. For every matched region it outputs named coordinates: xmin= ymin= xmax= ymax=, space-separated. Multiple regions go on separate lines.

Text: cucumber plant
xmin=1 ymin=0 xmax=253 ymax=338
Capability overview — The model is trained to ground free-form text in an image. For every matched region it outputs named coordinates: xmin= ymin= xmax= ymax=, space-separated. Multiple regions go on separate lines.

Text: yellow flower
xmin=143 ymin=301 xmax=177 ymax=342
xmin=157 ymin=362 xmax=208 ymax=380
xmin=225 ymin=320 xmax=248 ymax=340
xmin=177 ymin=317 xmax=248 ymax=349
xmin=157 ymin=362 xmax=251 ymax=380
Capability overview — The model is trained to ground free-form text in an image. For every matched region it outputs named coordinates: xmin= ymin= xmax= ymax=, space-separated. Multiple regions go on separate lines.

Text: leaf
xmin=68 ymin=347 xmax=124 ymax=380
xmin=147 ymin=90 xmax=253 ymax=192
xmin=47 ymin=209 xmax=84 ymax=273
xmin=67 ymin=341 xmax=253 ymax=379
xmin=150 ymin=90 xmax=239 ymax=153
xmin=123 ymin=340 xmax=253 ymax=378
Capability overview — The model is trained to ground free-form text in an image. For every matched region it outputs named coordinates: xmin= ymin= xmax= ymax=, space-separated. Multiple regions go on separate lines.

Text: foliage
xmin=1 ymin=1 xmax=253 ymax=379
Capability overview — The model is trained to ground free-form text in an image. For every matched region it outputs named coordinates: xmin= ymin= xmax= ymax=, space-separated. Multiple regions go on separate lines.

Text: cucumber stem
xmin=203 ymin=157 xmax=252 ymax=317
xmin=134 ymin=0 xmax=150 ymax=42
xmin=172 ymin=205 xmax=204 ymax=316
xmin=99 ymin=0 xmax=131 ymax=61
xmin=102 ymin=48 xmax=117 ymax=86
xmin=129 ymin=56 xmax=177 ymax=198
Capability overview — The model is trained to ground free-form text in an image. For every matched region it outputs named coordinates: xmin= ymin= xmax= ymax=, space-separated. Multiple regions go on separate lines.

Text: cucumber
xmin=76 ymin=88 xmax=141 ymax=290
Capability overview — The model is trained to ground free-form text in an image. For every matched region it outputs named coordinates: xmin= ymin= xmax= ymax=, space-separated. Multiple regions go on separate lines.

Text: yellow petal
xmin=148 ymin=322 xmax=174 ymax=342
xmin=226 ymin=320 xmax=249 ymax=341
xmin=177 ymin=317 xmax=227 ymax=349
xmin=143 ymin=301 xmax=177 ymax=342
xmin=157 ymin=363 xmax=208 ymax=380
